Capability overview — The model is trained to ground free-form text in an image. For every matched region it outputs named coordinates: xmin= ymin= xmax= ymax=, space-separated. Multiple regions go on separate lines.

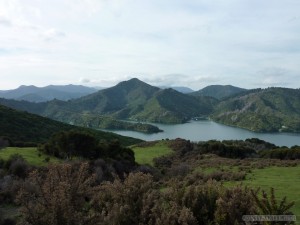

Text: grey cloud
xmin=0 ymin=17 xmax=12 ymax=27
xmin=253 ymin=67 xmax=294 ymax=87
xmin=79 ymin=77 xmax=91 ymax=83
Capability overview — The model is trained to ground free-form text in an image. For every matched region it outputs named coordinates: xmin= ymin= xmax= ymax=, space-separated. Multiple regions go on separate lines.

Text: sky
xmin=0 ymin=0 xmax=300 ymax=90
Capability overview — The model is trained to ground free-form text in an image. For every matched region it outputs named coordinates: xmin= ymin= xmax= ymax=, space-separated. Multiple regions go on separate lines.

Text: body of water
xmin=106 ymin=120 xmax=300 ymax=147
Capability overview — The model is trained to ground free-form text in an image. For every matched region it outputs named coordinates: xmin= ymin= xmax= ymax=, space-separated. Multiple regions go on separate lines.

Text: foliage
xmin=251 ymin=188 xmax=295 ymax=225
xmin=16 ymin=163 xmax=98 ymax=225
xmin=197 ymin=140 xmax=257 ymax=159
xmin=259 ymin=146 xmax=300 ymax=159
xmin=215 ymin=186 xmax=256 ymax=225
xmin=39 ymin=130 xmax=136 ymax=163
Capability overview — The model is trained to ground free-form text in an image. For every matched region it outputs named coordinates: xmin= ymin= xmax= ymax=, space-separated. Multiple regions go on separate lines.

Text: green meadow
xmin=0 ymin=147 xmax=61 ymax=166
xmin=132 ymin=141 xmax=173 ymax=166
xmin=226 ymin=166 xmax=300 ymax=218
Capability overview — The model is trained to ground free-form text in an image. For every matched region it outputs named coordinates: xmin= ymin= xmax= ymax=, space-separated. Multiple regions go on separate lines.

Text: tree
xmin=16 ymin=163 xmax=99 ymax=225
xmin=251 ymin=188 xmax=295 ymax=225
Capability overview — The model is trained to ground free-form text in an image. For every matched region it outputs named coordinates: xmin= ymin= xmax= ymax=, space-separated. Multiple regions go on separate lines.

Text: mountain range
xmin=0 ymin=84 xmax=98 ymax=102
xmin=0 ymin=78 xmax=299 ymax=133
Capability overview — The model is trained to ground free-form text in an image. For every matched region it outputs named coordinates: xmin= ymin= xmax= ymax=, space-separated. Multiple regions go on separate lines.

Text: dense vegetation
xmin=39 ymin=130 xmax=136 ymax=162
xmin=1 ymin=136 xmax=299 ymax=224
xmin=0 ymin=104 xmax=142 ymax=146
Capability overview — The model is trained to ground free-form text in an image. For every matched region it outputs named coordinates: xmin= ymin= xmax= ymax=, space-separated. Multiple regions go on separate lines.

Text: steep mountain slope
xmin=0 ymin=84 xmax=97 ymax=102
xmin=133 ymin=88 xmax=217 ymax=123
xmin=67 ymin=78 xmax=160 ymax=116
xmin=0 ymin=104 xmax=141 ymax=145
xmin=191 ymin=85 xmax=247 ymax=99
xmin=211 ymin=88 xmax=300 ymax=132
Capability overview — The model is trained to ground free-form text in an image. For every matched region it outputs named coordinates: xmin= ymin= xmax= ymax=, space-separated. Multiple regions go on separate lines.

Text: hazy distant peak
xmin=190 ymin=85 xmax=247 ymax=99
xmin=160 ymin=86 xmax=194 ymax=93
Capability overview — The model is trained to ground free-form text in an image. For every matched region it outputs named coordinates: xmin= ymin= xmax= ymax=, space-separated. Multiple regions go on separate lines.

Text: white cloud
xmin=1 ymin=0 xmax=300 ymax=89
xmin=42 ymin=28 xmax=66 ymax=41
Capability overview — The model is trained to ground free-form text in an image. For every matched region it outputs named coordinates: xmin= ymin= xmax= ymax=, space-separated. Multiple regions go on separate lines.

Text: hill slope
xmin=0 ymin=104 xmax=141 ymax=146
xmin=133 ymin=88 xmax=217 ymax=123
xmin=211 ymin=88 xmax=300 ymax=132
xmin=191 ymin=85 xmax=247 ymax=99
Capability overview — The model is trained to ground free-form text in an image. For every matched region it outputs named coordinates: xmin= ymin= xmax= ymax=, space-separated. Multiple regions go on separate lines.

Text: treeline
xmin=38 ymin=130 xmax=135 ymax=161
xmin=167 ymin=138 xmax=300 ymax=160
xmin=260 ymin=146 xmax=300 ymax=160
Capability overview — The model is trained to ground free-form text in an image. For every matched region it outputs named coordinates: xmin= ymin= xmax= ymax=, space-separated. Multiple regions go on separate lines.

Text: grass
xmin=132 ymin=141 xmax=173 ymax=165
xmin=0 ymin=147 xmax=61 ymax=166
xmin=226 ymin=166 xmax=300 ymax=219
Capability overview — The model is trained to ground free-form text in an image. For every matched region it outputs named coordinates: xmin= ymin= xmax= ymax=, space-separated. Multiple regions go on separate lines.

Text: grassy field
xmin=226 ymin=166 xmax=300 ymax=219
xmin=132 ymin=141 xmax=173 ymax=165
xmin=0 ymin=147 xmax=61 ymax=166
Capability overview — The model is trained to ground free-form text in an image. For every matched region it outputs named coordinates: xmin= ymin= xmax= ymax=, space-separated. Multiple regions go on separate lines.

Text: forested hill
xmin=211 ymin=87 xmax=300 ymax=132
xmin=0 ymin=78 xmax=217 ymax=124
xmin=0 ymin=104 xmax=142 ymax=146
xmin=190 ymin=85 xmax=247 ymax=99
xmin=132 ymin=88 xmax=218 ymax=123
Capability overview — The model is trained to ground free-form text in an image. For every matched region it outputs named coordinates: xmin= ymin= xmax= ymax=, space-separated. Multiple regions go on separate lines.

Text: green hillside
xmin=191 ymin=85 xmax=247 ymax=99
xmin=133 ymin=88 xmax=217 ymax=123
xmin=211 ymin=87 xmax=300 ymax=132
xmin=0 ymin=104 xmax=142 ymax=146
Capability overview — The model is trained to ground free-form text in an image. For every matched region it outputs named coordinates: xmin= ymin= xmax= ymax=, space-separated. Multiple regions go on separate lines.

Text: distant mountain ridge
xmin=190 ymin=85 xmax=247 ymax=99
xmin=0 ymin=79 xmax=299 ymax=133
xmin=0 ymin=84 xmax=97 ymax=102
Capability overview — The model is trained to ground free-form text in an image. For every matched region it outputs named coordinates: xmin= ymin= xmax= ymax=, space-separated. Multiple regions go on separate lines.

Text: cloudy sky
xmin=0 ymin=0 xmax=300 ymax=90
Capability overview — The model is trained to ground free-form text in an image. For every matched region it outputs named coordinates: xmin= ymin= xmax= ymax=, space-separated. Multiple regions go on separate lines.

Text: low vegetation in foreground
xmin=0 ymin=134 xmax=299 ymax=225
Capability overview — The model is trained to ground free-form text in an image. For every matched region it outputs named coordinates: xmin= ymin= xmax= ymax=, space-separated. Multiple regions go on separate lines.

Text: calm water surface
xmin=106 ymin=120 xmax=300 ymax=147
